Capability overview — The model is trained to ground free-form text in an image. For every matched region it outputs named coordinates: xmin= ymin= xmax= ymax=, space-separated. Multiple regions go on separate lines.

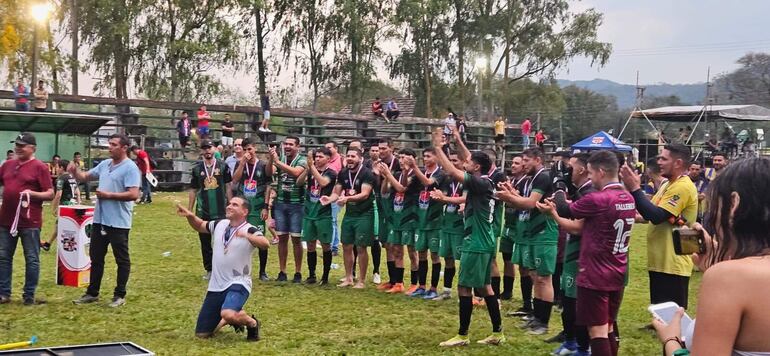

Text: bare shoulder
xmin=704 ymin=257 xmax=770 ymax=286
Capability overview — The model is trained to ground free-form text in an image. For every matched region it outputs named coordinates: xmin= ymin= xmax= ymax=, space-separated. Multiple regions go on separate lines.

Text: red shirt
xmin=0 ymin=159 xmax=53 ymax=228
xmin=135 ymin=150 xmax=151 ymax=174
xmin=197 ymin=110 xmax=210 ymax=127
xmin=535 ymin=132 xmax=546 ymax=144
xmin=521 ymin=120 xmax=532 ymax=135
xmin=328 ymin=154 xmax=342 ymax=173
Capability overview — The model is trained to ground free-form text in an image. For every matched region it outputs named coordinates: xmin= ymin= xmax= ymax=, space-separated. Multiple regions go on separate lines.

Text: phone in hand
xmin=672 ymin=227 xmax=705 ymax=255
xmin=648 ymin=302 xmax=695 ymax=348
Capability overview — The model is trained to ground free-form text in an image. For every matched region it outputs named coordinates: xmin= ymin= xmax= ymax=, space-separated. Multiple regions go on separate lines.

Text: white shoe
xmin=203 ymin=271 xmax=211 ymax=280
xmin=258 ymin=127 xmax=268 ymax=132
xmin=372 ymin=273 xmax=381 ymax=284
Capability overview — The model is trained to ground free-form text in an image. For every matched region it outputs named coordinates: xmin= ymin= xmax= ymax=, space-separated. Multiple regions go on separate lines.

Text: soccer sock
xmin=397 ymin=267 xmax=405 ymax=283
xmin=259 ymin=249 xmax=268 ymax=275
xmin=411 ymin=268 xmax=419 ymax=286
xmin=562 ymin=296 xmax=577 ymax=341
xmin=521 ymin=276 xmax=533 ymax=310
xmin=371 ymin=241 xmax=381 ymax=274
xmin=610 ymin=326 xmax=621 ymax=356
xmin=532 ymin=298 xmax=544 ymax=322
xmin=307 ymin=251 xmax=317 ymax=277
xmin=503 ymin=276 xmax=514 ymax=297
xmin=491 ymin=276 xmax=501 ymax=298
xmin=484 ymin=296 xmax=502 ymax=333
xmin=386 ymin=261 xmax=396 ymax=284
xmin=444 ymin=267 xmax=456 ymax=290
xmin=590 ymin=338 xmax=612 ymax=356
xmin=458 ymin=296 xmax=473 ymax=336
xmin=321 ymin=250 xmax=332 ymax=281
xmin=542 ymin=300 xmax=554 ymax=324
xmin=431 ymin=263 xmax=441 ymax=289
xmin=418 ymin=260 xmax=428 ymax=286
xmin=576 ymin=326 xmax=590 ymax=352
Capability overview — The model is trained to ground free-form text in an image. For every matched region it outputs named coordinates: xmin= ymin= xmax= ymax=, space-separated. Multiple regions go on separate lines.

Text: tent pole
xmin=617 ymin=110 xmax=635 ymax=139
xmin=686 ymin=107 xmax=707 ymax=144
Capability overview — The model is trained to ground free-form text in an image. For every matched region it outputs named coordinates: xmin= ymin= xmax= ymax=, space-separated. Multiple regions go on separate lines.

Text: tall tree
xmin=714 ymin=53 xmax=770 ymax=106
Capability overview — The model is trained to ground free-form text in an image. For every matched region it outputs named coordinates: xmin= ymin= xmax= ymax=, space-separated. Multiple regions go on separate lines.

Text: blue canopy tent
xmin=571 ymin=131 xmax=632 ymax=152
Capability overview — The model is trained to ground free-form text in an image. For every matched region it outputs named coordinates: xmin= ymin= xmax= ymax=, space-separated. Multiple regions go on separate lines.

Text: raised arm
xmin=177 ymin=204 xmax=208 ymax=233
xmin=432 ymin=128 xmax=464 ymax=182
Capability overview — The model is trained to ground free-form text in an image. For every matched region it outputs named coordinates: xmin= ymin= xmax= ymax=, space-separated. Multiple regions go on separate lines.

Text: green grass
xmin=1 ymin=192 xmax=701 ymax=355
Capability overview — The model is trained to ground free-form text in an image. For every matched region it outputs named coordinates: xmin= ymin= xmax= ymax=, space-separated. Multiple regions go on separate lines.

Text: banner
xmin=56 ymin=205 xmax=94 ymax=287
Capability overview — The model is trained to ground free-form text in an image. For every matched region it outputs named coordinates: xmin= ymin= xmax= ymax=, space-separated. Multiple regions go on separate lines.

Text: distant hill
xmin=556 ymin=79 xmax=707 ymax=109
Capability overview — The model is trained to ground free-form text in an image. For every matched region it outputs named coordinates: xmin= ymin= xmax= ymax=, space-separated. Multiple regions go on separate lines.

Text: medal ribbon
xmin=524 ymin=168 xmax=545 ymax=197
xmin=10 ymin=192 xmax=31 ymax=237
xmin=203 ymin=160 xmax=216 ymax=180
xmin=348 ymin=165 xmax=363 ymax=193
xmin=224 ymin=221 xmax=249 ymax=251
xmin=244 ymin=160 xmax=258 ymax=183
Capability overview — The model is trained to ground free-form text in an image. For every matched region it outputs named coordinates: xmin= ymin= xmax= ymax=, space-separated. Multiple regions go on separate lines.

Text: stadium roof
xmin=631 ymin=105 xmax=770 ymax=122
xmin=0 ymin=110 xmax=113 ymax=134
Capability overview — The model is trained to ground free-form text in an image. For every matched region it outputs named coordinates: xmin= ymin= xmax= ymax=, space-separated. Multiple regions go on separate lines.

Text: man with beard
xmin=297 ymin=148 xmax=337 ymax=285
xmin=321 ymin=148 xmax=375 ymax=288
xmin=375 ymin=138 xmax=402 ymax=292
xmin=267 ymin=136 xmax=307 ymax=283
xmin=188 ymin=139 xmax=232 ymax=280
xmin=409 ymin=148 xmax=445 ymax=299
xmin=499 ymin=156 xmax=528 ymax=302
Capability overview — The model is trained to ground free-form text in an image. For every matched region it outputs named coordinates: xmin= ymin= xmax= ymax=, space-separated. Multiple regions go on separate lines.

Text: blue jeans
xmin=522 ymin=135 xmax=530 ymax=148
xmin=331 ymin=204 xmax=340 ymax=253
xmin=141 ymin=175 xmax=152 ymax=202
xmin=0 ymin=227 xmax=41 ymax=298
xmin=273 ymin=202 xmax=303 ymax=235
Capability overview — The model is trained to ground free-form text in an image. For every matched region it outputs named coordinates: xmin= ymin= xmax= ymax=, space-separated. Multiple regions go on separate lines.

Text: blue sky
xmin=557 ymin=0 xmax=770 ymax=84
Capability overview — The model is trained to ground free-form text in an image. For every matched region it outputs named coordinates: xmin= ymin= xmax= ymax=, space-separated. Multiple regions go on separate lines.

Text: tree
xmin=714 ymin=53 xmax=770 ymax=106
xmin=558 ymin=84 xmax=619 ymax=144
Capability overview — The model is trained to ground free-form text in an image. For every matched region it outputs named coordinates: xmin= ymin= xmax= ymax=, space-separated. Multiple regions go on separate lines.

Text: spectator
xmin=444 ymin=113 xmax=456 ymax=140
xmin=456 ymin=115 xmax=468 ymax=143
xmin=386 ymin=97 xmax=400 ymax=122
xmin=48 ymin=154 xmax=61 ymax=186
xmin=259 ymin=90 xmax=272 ymax=132
xmin=32 ymin=80 xmax=48 ymax=112
xmin=642 ymin=158 xmax=665 ymax=196
xmin=494 ymin=116 xmax=505 ymax=147
xmin=177 ymin=111 xmax=192 ymax=152
xmin=197 ymin=105 xmax=211 ymax=140
xmin=13 ymin=80 xmax=30 ymax=111
xmin=1 ymin=150 xmax=14 ymax=166
xmin=535 ymin=129 xmax=548 ymax=149
xmin=225 ymin=138 xmax=244 ymax=180
xmin=521 ymin=117 xmax=532 ymax=148
xmin=688 ymin=161 xmax=709 ymax=223
xmin=372 ymin=97 xmax=387 ymax=123
xmin=131 ymin=146 xmax=153 ymax=204
xmin=214 ymin=145 xmax=224 ymax=160
xmin=325 ymin=141 xmax=342 ymax=173
xmin=654 ymin=157 xmax=770 ymax=356
xmin=73 ymin=152 xmax=90 ymax=200
xmin=221 ymin=114 xmax=235 ymax=147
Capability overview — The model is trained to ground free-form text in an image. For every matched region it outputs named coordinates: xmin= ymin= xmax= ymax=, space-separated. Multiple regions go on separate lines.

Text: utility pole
xmin=70 ymin=0 xmax=79 ymax=95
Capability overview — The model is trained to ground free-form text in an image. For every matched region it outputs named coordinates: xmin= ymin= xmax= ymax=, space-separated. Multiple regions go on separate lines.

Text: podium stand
xmin=56 ymin=205 xmax=94 ymax=287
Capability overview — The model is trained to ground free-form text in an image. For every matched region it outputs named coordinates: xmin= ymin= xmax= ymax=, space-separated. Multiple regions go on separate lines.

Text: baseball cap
xmin=11 ymin=132 xmax=36 ymax=146
xmin=200 ymin=139 xmax=214 ymax=148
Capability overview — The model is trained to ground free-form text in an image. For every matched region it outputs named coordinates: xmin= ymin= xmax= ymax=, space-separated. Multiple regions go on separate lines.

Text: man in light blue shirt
xmin=68 ymin=134 xmax=141 ymax=308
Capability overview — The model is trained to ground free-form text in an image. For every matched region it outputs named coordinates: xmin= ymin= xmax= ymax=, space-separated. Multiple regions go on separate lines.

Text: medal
xmin=202 ymin=161 xmax=218 ymax=190
xmin=347 ymin=165 xmax=363 ymax=197
xmin=243 ymin=161 xmax=259 ymax=197
xmin=223 ymin=221 xmax=248 ymax=255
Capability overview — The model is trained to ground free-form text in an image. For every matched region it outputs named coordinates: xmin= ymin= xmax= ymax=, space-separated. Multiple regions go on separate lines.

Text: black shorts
xmin=649 ymin=271 xmax=690 ymax=308
xmin=495 ymin=134 xmax=505 ymax=143
xmin=179 ymin=135 xmax=190 ymax=147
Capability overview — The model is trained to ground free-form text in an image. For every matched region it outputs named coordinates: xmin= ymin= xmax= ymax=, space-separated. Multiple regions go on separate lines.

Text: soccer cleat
xmin=404 ymin=285 xmax=419 ymax=295
xmin=318 ymin=279 xmax=329 ymax=286
xmin=552 ymin=340 xmax=578 ymax=355
xmin=108 ymin=297 xmax=126 ymax=308
xmin=518 ymin=318 xmax=536 ymax=329
xmin=439 ymin=334 xmax=470 ymax=347
xmin=499 ymin=291 xmax=512 ymax=300
xmin=507 ymin=307 xmax=533 ymax=317
xmin=521 ymin=314 xmax=536 ymax=322
xmin=409 ymin=287 xmax=426 ymax=297
xmin=431 ymin=290 xmax=452 ymax=301
xmin=526 ymin=320 xmax=549 ymax=335
xmin=305 ymin=276 xmax=317 ymax=285
xmin=72 ymin=294 xmax=99 ymax=305
xmin=259 ymin=272 xmax=270 ymax=282
xmin=422 ymin=290 xmax=439 ymax=300
xmin=292 ymin=272 xmax=302 ymax=283
xmin=376 ymin=282 xmax=393 ymax=291
xmin=477 ymin=332 xmax=506 ymax=345
xmin=385 ymin=283 xmax=404 ymax=294
xmin=275 ymin=271 xmax=288 ymax=282
xmin=246 ymin=316 xmax=261 ymax=341
xmin=372 ymin=273 xmax=382 ymax=284
xmin=545 ymin=330 xmax=567 ymax=344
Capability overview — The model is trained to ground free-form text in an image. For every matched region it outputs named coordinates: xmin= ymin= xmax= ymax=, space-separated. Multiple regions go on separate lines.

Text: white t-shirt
xmin=444 ymin=117 xmax=455 ymax=134
xmin=206 ymin=219 xmax=259 ymax=293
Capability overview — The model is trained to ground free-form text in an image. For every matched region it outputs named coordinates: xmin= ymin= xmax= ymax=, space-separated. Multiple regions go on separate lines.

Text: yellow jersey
xmin=646 ymin=175 xmax=698 ymax=276
xmin=494 ymin=120 xmax=505 ymax=135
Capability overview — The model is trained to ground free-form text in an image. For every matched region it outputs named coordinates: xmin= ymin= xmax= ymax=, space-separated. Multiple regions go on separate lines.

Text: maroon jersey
xmin=568 ymin=183 xmax=635 ymax=291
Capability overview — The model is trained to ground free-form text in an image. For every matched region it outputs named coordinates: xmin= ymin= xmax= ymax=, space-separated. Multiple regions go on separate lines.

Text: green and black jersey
xmin=520 ymin=168 xmax=557 ymax=245
xmin=337 ymin=165 xmax=376 ymax=217
xmin=504 ymin=176 xmax=529 ymax=242
xmin=462 ymin=172 xmax=496 ymax=254
xmin=439 ymin=174 xmax=464 ymax=236
xmin=191 ymin=159 xmax=232 ymax=220
xmin=304 ymin=167 xmax=337 ymax=220
xmin=234 ymin=159 xmax=272 ymax=214
xmin=489 ymin=167 xmax=507 ymax=239
xmin=378 ymin=157 xmax=401 ymax=223
xmin=391 ymin=170 xmax=422 ymax=231
xmin=275 ymin=154 xmax=307 ymax=204
xmin=55 ymin=173 xmax=79 ymax=204
xmin=417 ymin=167 xmax=445 ymax=231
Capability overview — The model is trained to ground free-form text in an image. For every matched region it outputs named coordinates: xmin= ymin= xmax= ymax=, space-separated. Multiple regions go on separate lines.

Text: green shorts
xmin=416 ymin=229 xmax=440 ymax=253
xmin=439 ymin=231 xmax=464 ymax=259
xmin=458 ymin=252 xmax=493 ymax=289
xmin=512 ymin=241 xmax=527 ymax=266
xmin=246 ymin=215 xmax=266 ymax=235
xmin=562 ymin=260 xmax=578 ymax=298
xmin=526 ymin=244 xmax=557 ymax=276
xmin=302 ymin=218 xmax=332 ymax=244
xmin=340 ymin=215 xmax=374 ymax=247
xmin=390 ymin=230 xmax=415 ymax=246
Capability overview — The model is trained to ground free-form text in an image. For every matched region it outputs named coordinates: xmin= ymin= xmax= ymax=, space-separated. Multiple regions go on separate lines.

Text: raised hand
xmin=319 ymin=196 xmax=333 ymax=206
xmin=176 ymin=203 xmax=193 ymax=217
xmin=431 ymin=127 xmax=444 ymax=148
xmin=429 ymin=188 xmax=446 ymax=202
xmin=619 ymin=164 xmax=642 ymax=191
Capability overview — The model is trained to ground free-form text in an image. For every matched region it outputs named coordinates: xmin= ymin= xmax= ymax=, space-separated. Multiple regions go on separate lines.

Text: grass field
xmin=1 ymin=192 xmax=701 ymax=355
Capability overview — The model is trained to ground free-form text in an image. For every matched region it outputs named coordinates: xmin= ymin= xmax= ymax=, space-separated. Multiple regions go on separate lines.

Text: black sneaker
xmin=499 ymin=292 xmax=512 ymax=300
xmin=292 ymin=272 xmax=302 ymax=283
xmin=23 ymin=296 xmax=46 ymax=306
xmin=259 ymin=272 xmax=270 ymax=282
xmin=275 ymin=272 xmax=287 ymax=282
xmin=246 ymin=316 xmax=261 ymax=341
xmin=305 ymin=275 xmax=317 ymax=284
xmin=544 ymin=330 xmax=566 ymax=343
xmin=507 ymin=307 xmax=532 ymax=317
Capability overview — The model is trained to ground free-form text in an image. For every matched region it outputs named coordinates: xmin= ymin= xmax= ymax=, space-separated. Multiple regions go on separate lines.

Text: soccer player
xmin=546 ymin=150 xmax=636 ymax=356
xmin=321 ymin=148 xmax=376 ymax=288
xmin=496 ymin=147 xmax=557 ymax=335
xmin=375 ymin=139 xmax=402 ymax=291
xmin=432 ymin=128 xmax=504 ymax=347
xmin=620 ymin=144 xmax=697 ymax=310
xmin=410 ymin=148 xmax=445 ymax=299
xmin=176 ymin=198 xmax=269 ymax=341
xmin=484 ymin=149 xmax=507 ymax=301
xmin=296 ymin=148 xmax=337 ymax=285
xmin=42 ymin=159 xmax=81 ymax=251
xmin=428 ymin=150 xmax=466 ymax=301
xmin=379 ymin=148 xmax=422 ymax=295
xmin=189 ymin=139 xmax=232 ymax=280
xmin=232 ymin=137 xmax=272 ymax=281
xmin=499 ymin=156 xmax=527 ymax=301
xmin=266 ymin=136 xmax=307 ymax=283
